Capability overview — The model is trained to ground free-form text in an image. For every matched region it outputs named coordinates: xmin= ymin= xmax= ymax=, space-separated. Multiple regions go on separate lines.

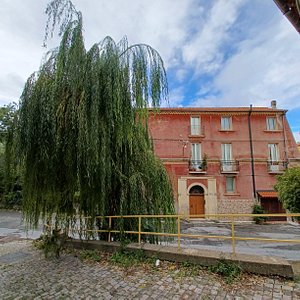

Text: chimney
xmin=271 ymin=100 xmax=277 ymax=109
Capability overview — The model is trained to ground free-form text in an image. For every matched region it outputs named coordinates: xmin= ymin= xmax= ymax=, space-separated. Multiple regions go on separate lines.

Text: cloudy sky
xmin=0 ymin=0 xmax=300 ymax=141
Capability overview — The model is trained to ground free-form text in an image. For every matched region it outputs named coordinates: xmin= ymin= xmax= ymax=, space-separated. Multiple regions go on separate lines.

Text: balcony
xmin=220 ymin=160 xmax=239 ymax=173
xmin=189 ymin=160 xmax=207 ymax=173
xmin=267 ymin=160 xmax=288 ymax=174
xmin=188 ymin=125 xmax=205 ymax=137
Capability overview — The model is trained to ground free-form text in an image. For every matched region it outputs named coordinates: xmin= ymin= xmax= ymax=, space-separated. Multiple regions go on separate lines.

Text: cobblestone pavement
xmin=1 ymin=240 xmax=300 ymax=299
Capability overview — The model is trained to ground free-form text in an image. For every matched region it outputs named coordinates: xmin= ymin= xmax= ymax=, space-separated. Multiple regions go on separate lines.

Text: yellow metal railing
xmin=50 ymin=213 xmax=300 ymax=256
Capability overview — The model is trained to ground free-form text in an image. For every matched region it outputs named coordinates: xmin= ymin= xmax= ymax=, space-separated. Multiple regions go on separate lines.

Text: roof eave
xmin=273 ymin=0 xmax=300 ymax=34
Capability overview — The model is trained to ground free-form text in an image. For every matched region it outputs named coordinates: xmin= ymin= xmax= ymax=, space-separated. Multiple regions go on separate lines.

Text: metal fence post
xmin=108 ymin=217 xmax=112 ymax=242
xmin=177 ymin=215 xmax=181 ymax=250
xmin=231 ymin=215 xmax=236 ymax=255
xmin=138 ymin=216 xmax=141 ymax=244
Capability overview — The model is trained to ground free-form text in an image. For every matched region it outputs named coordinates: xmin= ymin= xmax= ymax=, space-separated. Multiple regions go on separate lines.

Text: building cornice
xmin=148 ymin=107 xmax=287 ymax=115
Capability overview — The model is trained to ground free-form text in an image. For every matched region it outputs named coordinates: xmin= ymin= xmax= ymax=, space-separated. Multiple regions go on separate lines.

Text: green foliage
xmin=79 ymin=249 xmax=102 ymax=262
xmin=209 ymin=259 xmax=242 ymax=284
xmin=0 ymin=103 xmax=17 ymax=144
xmin=110 ymin=249 xmax=153 ymax=267
xmin=252 ymin=204 xmax=267 ymax=224
xmin=175 ymin=261 xmax=201 ymax=277
xmin=12 ymin=0 xmax=174 ymax=236
xmin=0 ymin=103 xmax=22 ymax=208
xmin=275 ymin=167 xmax=300 ymax=213
xmin=34 ymin=229 xmax=68 ymax=258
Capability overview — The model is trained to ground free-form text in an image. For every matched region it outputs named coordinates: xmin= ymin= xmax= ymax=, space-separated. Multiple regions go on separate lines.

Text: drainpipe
xmin=282 ymin=112 xmax=288 ymax=166
xmin=248 ymin=105 xmax=256 ymax=199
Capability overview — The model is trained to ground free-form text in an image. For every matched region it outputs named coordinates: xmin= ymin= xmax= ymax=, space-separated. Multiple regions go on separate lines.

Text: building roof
xmin=273 ymin=0 xmax=300 ymax=34
xmin=149 ymin=106 xmax=287 ymax=115
xmin=257 ymin=191 xmax=278 ymax=198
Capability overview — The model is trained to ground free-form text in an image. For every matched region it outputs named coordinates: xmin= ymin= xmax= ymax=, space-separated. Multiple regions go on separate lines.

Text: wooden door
xmin=261 ymin=198 xmax=286 ymax=221
xmin=189 ymin=194 xmax=205 ymax=216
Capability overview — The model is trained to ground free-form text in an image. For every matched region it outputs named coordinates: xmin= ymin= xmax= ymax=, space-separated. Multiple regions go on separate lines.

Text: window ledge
xmin=268 ymin=170 xmax=285 ymax=174
xmin=219 ymin=129 xmax=235 ymax=132
xmin=264 ymin=130 xmax=282 ymax=133
xmin=189 ymin=171 xmax=207 ymax=174
xmin=188 ymin=134 xmax=205 ymax=138
xmin=224 ymin=193 xmax=240 ymax=196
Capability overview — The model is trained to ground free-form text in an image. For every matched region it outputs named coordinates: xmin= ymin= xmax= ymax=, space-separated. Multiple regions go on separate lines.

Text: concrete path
xmin=0 ymin=210 xmax=43 ymax=243
xmin=1 ymin=210 xmax=300 ymax=260
xmin=178 ymin=220 xmax=300 ymax=260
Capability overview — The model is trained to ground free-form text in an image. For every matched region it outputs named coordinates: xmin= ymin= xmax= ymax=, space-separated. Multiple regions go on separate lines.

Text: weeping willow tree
xmin=15 ymin=0 xmax=174 ymax=236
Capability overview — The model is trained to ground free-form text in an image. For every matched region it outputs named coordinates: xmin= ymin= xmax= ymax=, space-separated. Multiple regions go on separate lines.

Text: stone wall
xmin=217 ymin=198 xmax=254 ymax=221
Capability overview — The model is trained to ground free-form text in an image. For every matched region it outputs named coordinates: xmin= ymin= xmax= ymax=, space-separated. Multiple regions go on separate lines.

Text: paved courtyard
xmin=1 ymin=210 xmax=300 ymax=299
xmin=1 ymin=240 xmax=300 ymax=299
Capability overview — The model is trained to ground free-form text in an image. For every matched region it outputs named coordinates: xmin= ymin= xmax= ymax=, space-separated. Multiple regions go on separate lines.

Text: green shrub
xmin=34 ymin=229 xmax=68 ymax=258
xmin=110 ymin=249 xmax=153 ymax=267
xmin=209 ymin=259 xmax=242 ymax=284
xmin=252 ymin=204 xmax=267 ymax=224
xmin=79 ymin=250 xmax=102 ymax=262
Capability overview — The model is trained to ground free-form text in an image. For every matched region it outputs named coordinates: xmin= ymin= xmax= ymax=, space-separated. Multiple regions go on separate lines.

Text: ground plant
xmin=252 ymin=204 xmax=267 ymax=224
xmin=9 ymin=0 xmax=175 ymax=237
xmin=209 ymin=259 xmax=242 ymax=284
xmin=34 ymin=229 xmax=68 ymax=258
xmin=76 ymin=247 xmax=243 ymax=285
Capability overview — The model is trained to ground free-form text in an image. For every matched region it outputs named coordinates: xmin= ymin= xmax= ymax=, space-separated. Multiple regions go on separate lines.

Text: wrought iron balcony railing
xmin=189 ymin=159 xmax=207 ymax=172
xmin=188 ymin=125 xmax=205 ymax=136
xmin=220 ymin=160 xmax=239 ymax=173
xmin=267 ymin=160 xmax=288 ymax=173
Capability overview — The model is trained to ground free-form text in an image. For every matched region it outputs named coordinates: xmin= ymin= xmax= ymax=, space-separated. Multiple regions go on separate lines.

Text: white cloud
xmin=73 ymin=0 xmax=194 ymax=68
xmin=0 ymin=0 xmax=197 ymax=104
xmin=182 ymin=0 xmax=244 ymax=75
xmin=0 ymin=0 xmax=299 ymax=139
xmin=207 ymin=15 xmax=300 ymax=109
xmin=162 ymin=86 xmax=185 ymax=107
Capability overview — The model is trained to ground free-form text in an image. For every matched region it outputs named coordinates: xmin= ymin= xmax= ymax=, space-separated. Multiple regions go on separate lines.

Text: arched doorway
xmin=189 ymin=185 xmax=205 ymax=216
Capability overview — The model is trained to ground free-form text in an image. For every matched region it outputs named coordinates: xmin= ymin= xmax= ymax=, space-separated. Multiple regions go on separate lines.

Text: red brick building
xmin=148 ymin=101 xmax=300 ymax=217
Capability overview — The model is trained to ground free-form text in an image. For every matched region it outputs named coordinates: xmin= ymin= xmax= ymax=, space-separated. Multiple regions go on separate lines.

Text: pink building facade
xmin=148 ymin=101 xmax=300 ymax=217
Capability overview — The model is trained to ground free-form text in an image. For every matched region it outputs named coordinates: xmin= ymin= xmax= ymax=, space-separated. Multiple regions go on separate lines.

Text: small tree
xmin=274 ymin=167 xmax=300 ymax=213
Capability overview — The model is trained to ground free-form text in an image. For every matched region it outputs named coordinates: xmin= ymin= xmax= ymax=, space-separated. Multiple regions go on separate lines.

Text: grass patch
xmin=171 ymin=261 xmax=203 ymax=278
xmin=79 ymin=249 xmax=102 ymax=262
xmin=209 ymin=259 xmax=242 ymax=284
xmin=110 ymin=249 xmax=155 ymax=268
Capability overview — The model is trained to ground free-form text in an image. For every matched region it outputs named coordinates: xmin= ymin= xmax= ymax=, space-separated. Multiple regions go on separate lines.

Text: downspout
xmin=282 ymin=112 xmax=288 ymax=166
xmin=248 ymin=105 xmax=256 ymax=199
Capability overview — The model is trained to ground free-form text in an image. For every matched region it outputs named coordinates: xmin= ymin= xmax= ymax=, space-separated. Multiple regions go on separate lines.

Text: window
xmin=266 ymin=117 xmax=276 ymax=130
xmin=190 ymin=143 xmax=202 ymax=170
xmin=226 ymin=177 xmax=235 ymax=193
xmin=268 ymin=143 xmax=279 ymax=172
xmin=221 ymin=143 xmax=232 ymax=161
xmin=190 ymin=116 xmax=200 ymax=135
xmin=191 ymin=143 xmax=201 ymax=161
xmin=221 ymin=116 xmax=232 ymax=130
xmin=221 ymin=143 xmax=233 ymax=171
xmin=268 ymin=143 xmax=279 ymax=162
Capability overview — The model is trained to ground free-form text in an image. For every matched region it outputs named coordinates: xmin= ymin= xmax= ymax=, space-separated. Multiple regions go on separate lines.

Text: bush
xmin=275 ymin=167 xmax=300 ymax=213
xmin=252 ymin=204 xmax=267 ymax=224
xmin=209 ymin=259 xmax=242 ymax=284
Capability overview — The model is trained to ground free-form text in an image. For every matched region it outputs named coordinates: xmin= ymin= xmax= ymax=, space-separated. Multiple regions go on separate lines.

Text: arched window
xmin=189 ymin=185 xmax=204 ymax=195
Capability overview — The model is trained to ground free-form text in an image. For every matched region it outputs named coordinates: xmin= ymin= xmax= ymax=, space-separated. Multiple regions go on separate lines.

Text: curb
xmin=66 ymin=239 xmax=297 ymax=278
